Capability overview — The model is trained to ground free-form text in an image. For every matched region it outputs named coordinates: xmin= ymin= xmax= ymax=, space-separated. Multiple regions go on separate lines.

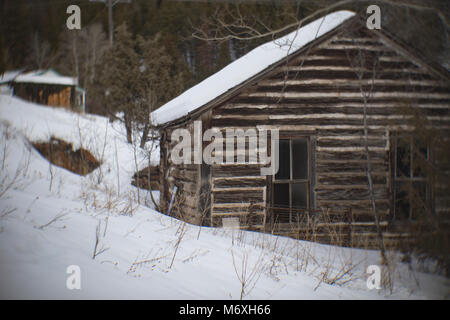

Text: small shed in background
xmin=0 ymin=69 xmax=85 ymax=112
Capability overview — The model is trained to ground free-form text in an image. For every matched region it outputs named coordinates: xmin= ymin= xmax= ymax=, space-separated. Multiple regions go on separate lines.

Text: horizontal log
xmin=212 ymin=186 xmax=264 ymax=192
xmin=315 ymin=183 xmax=387 ymax=190
xmin=315 ymin=162 xmax=387 ymax=173
xmin=316 ymin=199 xmax=390 ymax=211
xmin=219 ymin=102 xmax=450 ymax=110
xmin=318 ymin=43 xmax=393 ymax=51
xmin=213 ymin=113 xmax=415 ymax=121
xmin=212 ymin=124 xmax=410 ymax=133
xmin=278 ymin=66 xmax=424 ymax=75
xmin=317 ymin=135 xmax=385 ymax=140
xmin=316 ymin=150 xmax=387 ymax=161
xmin=212 ymin=202 xmax=265 ymax=209
xmin=316 ymin=146 xmax=387 ymax=152
xmin=213 ymin=189 xmax=264 ymax=204
xmin=316 ymin=158 xmax=385 ymax=164
xmin=256 ymin=79 xmax=446 ymax=87
xmin=212 ymin=210 xmax=265 ymax=216
xmin=267 ymin=70 xmax=435 ymax=81
xmin=211 ymin=116 xmax=450 ymax=128
xmin=330 ymin=38 xmax=382 ymax=45
xmin=171 ymin=168 xmax=198 ymax=181
xmin=215 ymin=105 xmax=450 ymax=118
xmin=282 ymin=59 xmax=420 ymax=71
xmin=315 ymin=187 xmax=388 ymax=201
xmin=243 ymin=91 xmax=450 ymax=100
xmin=168 ymin=173 xmax=198 ymax=185
xmin=316 ymin=174 xmax=387 ymax=186
xmin=213 ymin=176 xmax=266 ymax=188
xmin=212 ymin=164 xmax=262 ymax=177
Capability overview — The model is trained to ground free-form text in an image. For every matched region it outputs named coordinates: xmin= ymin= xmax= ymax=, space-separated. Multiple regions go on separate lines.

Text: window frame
xmin=392 ymin=134 xmax=431 ymax=221
xmin=270 ymin=135 xmax=312 ymax=224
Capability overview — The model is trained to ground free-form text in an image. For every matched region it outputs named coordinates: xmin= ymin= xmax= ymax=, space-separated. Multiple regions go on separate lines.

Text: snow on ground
xmin=0 ymin=95 xmax=448 ymax=299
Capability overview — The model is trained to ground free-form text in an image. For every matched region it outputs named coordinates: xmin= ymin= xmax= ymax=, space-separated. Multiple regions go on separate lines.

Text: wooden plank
xmin=212 ymin=164 xmax=262 ymax=177
xmin=315 ymin=188 xmax=388 ymax=200
xmin=243 ymin=91 xmax=450 ymax=100
xmin=213 ymin=189 xmax=264 ymax=204
xmin=316 ymin=174 xmax=387 ymax=186
xmin=213 ymin=177 xmax=266 ymax=188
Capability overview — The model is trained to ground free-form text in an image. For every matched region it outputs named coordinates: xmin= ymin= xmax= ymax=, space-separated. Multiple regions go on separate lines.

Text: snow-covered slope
xmin=0 ymin=95 xmax=448 ymax=299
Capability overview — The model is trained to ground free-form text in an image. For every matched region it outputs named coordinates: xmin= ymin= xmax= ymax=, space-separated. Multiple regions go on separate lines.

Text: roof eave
xmin=156 ymin=15 xmax=360 ymax=130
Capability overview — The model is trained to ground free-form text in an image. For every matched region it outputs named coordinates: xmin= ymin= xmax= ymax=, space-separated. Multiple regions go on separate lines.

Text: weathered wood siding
xmin=13 ymin=83 xmax=73 ymax=109
xmin=131 ymin=165 xmax=160 ymax=191
xmin=160 ymin=23 xmax=450 ymax=248
xmin=160 ymin=122 xmax=202 ymax=224
xmin=208 ymin=26 xmax=450 ymax=247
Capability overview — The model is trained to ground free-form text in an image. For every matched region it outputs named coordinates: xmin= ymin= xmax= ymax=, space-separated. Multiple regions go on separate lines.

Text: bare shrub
xmin=34 ymin=211 xmax=69 ymax=230
xmin=0 ymin=125 xmax=31 ymax=199
xmin=92 ymin=219 xmax=109 ymax=259
xmin=127 ymin=249 xmax=170 ymax=276
xmin=231 ymin=248 xmax=265 ymax=300
xmin=169 ymin=221 xmax=187 ymax=269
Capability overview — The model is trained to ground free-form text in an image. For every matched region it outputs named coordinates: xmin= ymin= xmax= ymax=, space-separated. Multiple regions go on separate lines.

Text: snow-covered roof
xmin=13 ymin=69 xmax=78 ymax=86
xmin=0 ymin=69 xmax=23 ymax=84
xmin=151 ymin=10 xmax=355 ymax=126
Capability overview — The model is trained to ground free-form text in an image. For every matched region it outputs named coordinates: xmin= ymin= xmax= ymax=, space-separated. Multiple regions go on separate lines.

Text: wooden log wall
xmin=13 ymin=83 xmax=73 ymax=109
xmin=160 ymin=122 xmax=202 ymax=225
xmin=131 ymin=165 xmax=160 ymax=191
xmin=161 ymin=25 xmax=450 ymax=248
xmin=207 ymin=26 xmax=450 ymax=248
xmin=46 ymin=86 xmax=71 ymax=109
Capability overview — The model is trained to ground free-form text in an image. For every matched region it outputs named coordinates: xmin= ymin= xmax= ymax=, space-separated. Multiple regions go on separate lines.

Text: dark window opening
xmin=272 ymin=137 xmax=311 ymax=224
xmin=393 ymin=136 xmax=430 ymax=221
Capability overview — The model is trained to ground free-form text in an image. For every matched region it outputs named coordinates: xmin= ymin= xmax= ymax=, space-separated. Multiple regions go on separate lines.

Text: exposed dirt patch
xmin=32 ymin=137 xmax=100 ymax=176
xmin=132 ymin=165 xmax=160 ymax=191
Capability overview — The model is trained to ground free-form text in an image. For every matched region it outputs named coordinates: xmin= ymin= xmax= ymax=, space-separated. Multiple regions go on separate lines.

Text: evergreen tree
xmin=97 ymin=23 xmax=140 ymax=143
xmin=97 ymin=23 xmax=184 ymax=146
xmin=136 ymin=32 xmax=184 ymax=147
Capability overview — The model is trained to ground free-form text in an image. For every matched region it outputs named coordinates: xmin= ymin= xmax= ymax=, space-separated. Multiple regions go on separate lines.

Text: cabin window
xmin=393 ymin=136 xmax=430 ymax=220
xmin=272 ymin=137 xmax=311 ymax=223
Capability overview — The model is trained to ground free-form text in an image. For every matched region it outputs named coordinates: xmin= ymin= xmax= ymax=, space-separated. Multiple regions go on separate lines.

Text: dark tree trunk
xmin=124 ymin=112 xmax=132 ymax=144
xmin=140 ymin=122 xmax=150 ymax=149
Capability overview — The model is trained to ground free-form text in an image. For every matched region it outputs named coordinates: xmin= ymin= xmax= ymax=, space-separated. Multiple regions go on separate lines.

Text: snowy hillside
xmin=0 ymin=95 xmax=448 ymax=299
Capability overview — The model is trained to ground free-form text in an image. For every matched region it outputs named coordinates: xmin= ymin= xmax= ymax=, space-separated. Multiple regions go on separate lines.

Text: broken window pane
xmin=413 ymin=141 xmax=428 ymax=177
xmin=394 ymin=182 xmax=410 ymax=220
xmin=292 ymin=183 xmax=308 ymax=209
xmin=396 ymin=138 xmax=411 ymax=178
xmin=292 ymin=139 xmax=308 ymax=179
xmin=274 ymin=183 xmax=289 ymax=208
xmin=275 ymin=139 xmax=290 ymax=180
xmin=411 ymin=181 xmax=427 ymax=219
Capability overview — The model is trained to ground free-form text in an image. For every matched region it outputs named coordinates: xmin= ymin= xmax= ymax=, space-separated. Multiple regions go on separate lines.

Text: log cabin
xmin=151 ymin=11 xmax=450 ymax=248
xmin=1 ymin=69 xmax=85 ymax=112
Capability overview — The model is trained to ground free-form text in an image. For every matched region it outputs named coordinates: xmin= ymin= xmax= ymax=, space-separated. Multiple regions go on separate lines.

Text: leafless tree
xmin=58 ymin=23 xmax=109 ymax=92
xmin=27 ymin=32 xmax=56 ymax=69
xmin=192 ymin=0 xmax=448 ymax=63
